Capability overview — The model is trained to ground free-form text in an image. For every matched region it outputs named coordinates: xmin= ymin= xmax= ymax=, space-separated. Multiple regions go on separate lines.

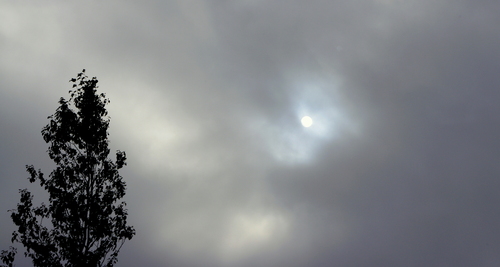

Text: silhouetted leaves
xmin=1 ymin=70 xmax=135 ymax=267
xmin=0 ymin=247 xmax=16 ymax=267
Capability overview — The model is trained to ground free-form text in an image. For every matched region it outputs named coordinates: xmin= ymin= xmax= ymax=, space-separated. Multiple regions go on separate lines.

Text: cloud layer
xmin=2 ymin=1 xmax=500 ymax=266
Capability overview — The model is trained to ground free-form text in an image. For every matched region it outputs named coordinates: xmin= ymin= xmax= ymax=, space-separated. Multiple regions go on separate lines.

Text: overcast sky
xmin=1 ymin=1 xmax=500 ymax=266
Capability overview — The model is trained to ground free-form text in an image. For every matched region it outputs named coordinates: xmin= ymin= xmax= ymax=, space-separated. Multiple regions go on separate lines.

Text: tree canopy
xmin=1 ymin=70 xmax=135 ymax=267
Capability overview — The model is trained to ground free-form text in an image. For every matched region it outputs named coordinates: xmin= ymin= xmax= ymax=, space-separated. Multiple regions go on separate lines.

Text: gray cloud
xmin=2 ymin=1 xmax=500 ymax=266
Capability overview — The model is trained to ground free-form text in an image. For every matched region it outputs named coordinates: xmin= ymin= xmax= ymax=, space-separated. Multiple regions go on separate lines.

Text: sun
xmin=301 ymin=116 xmax=313 ymax=127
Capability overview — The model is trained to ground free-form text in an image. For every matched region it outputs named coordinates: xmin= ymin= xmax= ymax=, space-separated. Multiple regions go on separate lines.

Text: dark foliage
xmin=1 ymin=70 xmax=135 ymax=267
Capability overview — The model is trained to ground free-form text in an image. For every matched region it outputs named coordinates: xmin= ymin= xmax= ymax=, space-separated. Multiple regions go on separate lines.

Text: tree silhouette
xmin=1 ymin=70 xmax=135 ymax=267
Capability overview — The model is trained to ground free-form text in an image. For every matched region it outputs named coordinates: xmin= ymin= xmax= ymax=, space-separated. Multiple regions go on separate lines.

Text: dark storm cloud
xmin=1 ymin=1 xmax=500 ymax=266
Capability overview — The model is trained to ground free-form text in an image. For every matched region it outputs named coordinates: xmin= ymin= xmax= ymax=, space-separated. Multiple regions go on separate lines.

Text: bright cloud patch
xmin=220 ymin=212 xmax=289 ymax=262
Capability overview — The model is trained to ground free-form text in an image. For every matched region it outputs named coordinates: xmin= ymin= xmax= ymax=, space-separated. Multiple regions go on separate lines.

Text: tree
xmin=1 ymin=70 xmax=135 ymax=267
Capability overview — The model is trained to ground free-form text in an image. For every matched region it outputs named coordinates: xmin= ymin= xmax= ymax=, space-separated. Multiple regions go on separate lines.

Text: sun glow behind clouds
xmin=257 ymin=74 xmax=357 ymax=165
xmin=301 ymin=116 xmax=313 ymax=127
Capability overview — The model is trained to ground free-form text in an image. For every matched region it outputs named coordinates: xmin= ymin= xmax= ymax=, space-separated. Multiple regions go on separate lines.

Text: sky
xmin=1 ymin=0 xmax=500 ymax=266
